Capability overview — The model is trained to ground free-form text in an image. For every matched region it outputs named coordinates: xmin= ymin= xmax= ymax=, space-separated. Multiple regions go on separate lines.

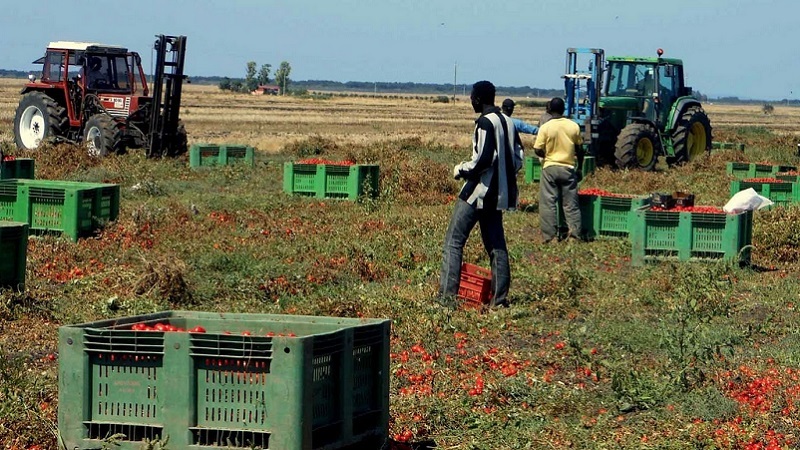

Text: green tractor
xmin=565 ymin=48 xmax=712 ymax=170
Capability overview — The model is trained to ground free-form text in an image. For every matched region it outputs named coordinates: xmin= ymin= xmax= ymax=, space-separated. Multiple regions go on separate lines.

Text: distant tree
xmin=763 ymin=103 xmax=775 ymax=115
xmin=275 ymin=61 xmax=292 ymax=95
xmin=245 ymin=61 xmax=258 ymax=92
xmin=230 ymin=80 xmax=244 ymax=93
xmin=258 ymin=64 xmax=272 ymax=86
xmin=218 ymin=77 xmax=232 ymax=91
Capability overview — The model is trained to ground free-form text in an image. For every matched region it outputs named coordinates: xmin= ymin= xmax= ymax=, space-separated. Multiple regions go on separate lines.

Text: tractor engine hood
xmin=598 ymin=97 xmax=641 ymax=110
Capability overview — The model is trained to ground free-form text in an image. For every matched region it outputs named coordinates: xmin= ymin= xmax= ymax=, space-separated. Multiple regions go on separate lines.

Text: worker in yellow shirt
xmin=532 ymin=97 xmax=584 ymax=242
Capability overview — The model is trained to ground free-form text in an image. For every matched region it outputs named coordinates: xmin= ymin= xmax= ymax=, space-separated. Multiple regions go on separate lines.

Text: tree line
xmin=218 ymin=61 xmax=292 ymax=94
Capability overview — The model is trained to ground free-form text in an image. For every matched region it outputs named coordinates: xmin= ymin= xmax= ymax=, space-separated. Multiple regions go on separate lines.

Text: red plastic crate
xmin=458 ymin=263 xmax=492 ymax=308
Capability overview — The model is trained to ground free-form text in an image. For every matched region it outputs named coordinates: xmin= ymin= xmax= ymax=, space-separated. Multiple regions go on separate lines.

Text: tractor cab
xmin=602 ymin=55 xmax=688 ymax=128
xmin=25 ymin=41 xmax=150 ymax=132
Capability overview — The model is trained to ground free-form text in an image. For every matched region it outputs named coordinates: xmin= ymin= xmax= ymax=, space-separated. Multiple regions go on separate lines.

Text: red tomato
xmin=190 ymin=326 xmax=206 ymax=333
xmin=241 ymin=331 xmax=251 ymax=336
xmin=153 ymin=323 xmax=167 ymax=332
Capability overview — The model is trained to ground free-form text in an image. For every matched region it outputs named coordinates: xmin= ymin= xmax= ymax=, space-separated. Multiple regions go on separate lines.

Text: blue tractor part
xmin=563 ymin=48 xmax=605 ymax=159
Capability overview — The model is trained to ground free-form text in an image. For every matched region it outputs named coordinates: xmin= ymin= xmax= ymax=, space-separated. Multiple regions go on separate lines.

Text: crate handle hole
xmin=284 ymin=347 xmax=291 ymax=353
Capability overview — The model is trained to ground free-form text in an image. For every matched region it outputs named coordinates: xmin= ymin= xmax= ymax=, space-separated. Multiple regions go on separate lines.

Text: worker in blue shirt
xmin=501 ymin=99 xmax=538 ymax=135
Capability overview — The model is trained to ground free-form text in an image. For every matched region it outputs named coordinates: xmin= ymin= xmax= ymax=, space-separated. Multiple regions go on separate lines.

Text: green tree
xmin=258 ymin=64 xmax=272 ymax=86
xmin=275 ymin=61 xmax=292 ymax=95
xmin=218 ymin=77 xmax=232 ymax=91
xmin=245 ymin=61 xmax=258 ymax=92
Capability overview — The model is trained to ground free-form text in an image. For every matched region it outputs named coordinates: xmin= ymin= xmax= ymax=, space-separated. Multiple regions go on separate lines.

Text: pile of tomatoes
xmin=296 ymin=158 xmax=355 ymax=166
xmin=578 ymin=188 xmax=635 ymax=198
xmin=651 ymin=205 xmax=725 ymax=214
xmin=743 ymin=178 xmax=784 ymax=183
xmin=2 ymin=155 xmax=15 ymax=161
xmin=130 ymin=322 xmax=206 ymax=333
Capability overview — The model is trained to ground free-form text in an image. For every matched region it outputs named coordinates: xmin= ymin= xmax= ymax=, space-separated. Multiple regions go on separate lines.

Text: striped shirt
xmin=455 ymin=107 xmax=524 ymax=210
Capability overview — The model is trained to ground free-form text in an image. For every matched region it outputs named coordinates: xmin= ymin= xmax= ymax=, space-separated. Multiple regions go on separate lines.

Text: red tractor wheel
xmin=84 ymin=114 xmax=122 ymax=157
xmin=13 ymin=92 xmax=67 ymax=150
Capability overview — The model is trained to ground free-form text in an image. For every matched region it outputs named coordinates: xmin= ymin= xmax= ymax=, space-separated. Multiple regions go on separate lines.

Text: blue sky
xmin=0 ymin=0 xmax=793 ymax=99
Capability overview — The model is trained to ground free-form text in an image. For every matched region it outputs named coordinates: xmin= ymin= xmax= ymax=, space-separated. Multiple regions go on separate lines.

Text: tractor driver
xmin=85 ymin=56 xmax=108 ymax=89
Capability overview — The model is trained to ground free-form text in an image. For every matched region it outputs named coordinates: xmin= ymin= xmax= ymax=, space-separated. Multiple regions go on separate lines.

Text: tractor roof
xmin=47 ymin=41 xmax=128 ymax=52
xmin=607 ymin=56 xmax=683 ymax=65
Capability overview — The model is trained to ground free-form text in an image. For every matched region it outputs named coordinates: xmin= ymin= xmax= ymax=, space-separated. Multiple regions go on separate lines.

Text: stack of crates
xmin=726 ymin=162 xmax=796 ymax=179
xmin=58 ymin=311 xmax=391 ymax=450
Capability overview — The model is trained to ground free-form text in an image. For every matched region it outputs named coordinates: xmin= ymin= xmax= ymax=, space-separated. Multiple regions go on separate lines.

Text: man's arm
xmin=532 ymin=126 xmax=547 ymax=158
xmin=512 ymin=117 xmax=539 ymax=135
xmin=454 ymin=118 xmax=496 ymax=180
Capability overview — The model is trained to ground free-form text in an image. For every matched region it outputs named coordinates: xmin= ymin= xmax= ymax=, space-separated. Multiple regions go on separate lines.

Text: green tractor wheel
xmin=668 ymin=106 xmax=712 ymax=165
xmin=614 ymin=123 xmax=660 ymax=171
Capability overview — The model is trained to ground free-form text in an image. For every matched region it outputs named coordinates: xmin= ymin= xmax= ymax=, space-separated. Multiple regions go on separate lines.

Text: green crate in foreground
xmin=14 ymin=179 xmax=120 ymax=241
xmin=58 ymin=311 xmax=390 ymax=450
xmin=0 ymin=221 xmax=28 ymax=291
xmin=524 ymin=156 xmax=595 ymax=183
xmin=631 ymin=207 xmax=753 ymax=266
xmin=0 ymin=158 xmax=34 ymax=179
xmin=730 ymin=179 xmax=799 ymax=209
xmin=284 ymin=163 xmax=379 ymax=200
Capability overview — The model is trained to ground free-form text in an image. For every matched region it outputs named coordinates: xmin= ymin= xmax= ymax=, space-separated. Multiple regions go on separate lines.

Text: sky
xmin=0 ymin=0 xmax=794 ymax=99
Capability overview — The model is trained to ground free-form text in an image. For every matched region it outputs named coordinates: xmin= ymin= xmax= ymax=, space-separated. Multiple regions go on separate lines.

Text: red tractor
xmin=14 ymin=34 xmax=188 ymax=157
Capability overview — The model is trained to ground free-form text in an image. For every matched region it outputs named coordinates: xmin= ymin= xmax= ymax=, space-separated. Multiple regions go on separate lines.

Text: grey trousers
xmin=439 ymin=199 xmax=510 ymax=306
xmin=540 ymin=165 xmax=581 ymax=241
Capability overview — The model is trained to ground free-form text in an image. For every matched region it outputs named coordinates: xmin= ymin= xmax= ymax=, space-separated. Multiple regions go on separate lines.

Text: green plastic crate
xmin=190 ymin=144 xmax=255 ymax=168
xmin=0 ymin=158 xmax=34 ymax=179
xmin=524 ymin=156 xmax=595 ymax=183
xmin=283 ymin=163 xmax=379 ymax=200
xmin=0 ymin=180 xmax=17 ymax=221
xmin=557 ymin=193 xmax=649 ymax=239
xmin=775 ymin=172 xmax=800 ymax=183
xmin=725 ymin=162 xmax=796 ymax=179
xmin=58 ymin=311 xmax=390 ymax=450
xmin=578 ymin=194 xmax=650 ymax=239
xmin=730 ymin=179 xmax=800 ymax=209
xmin=0 ymin=221 xmax=28 ymax=291
xmin=14 ymin=180 xmax=120 ymax=241
xmin=631 ymin=207 xmax=753 ymax=266
xmin=713 ymin=142 xmax=746 ymax=151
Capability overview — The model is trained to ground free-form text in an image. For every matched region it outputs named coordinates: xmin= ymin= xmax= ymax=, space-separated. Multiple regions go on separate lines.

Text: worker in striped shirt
xmin=439 ymin=81 xmax=524 ymax=308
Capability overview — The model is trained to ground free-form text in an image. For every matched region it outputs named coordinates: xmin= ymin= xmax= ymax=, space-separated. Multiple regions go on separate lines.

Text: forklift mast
xmin=148 ymin=34 xmax=187 ymax=157
xmin=563 ymin=48 xmax=604 ymax=154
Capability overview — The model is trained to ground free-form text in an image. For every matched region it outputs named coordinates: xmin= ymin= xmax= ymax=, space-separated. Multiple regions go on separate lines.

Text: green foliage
xmin=275 ymin=61 xmax=292 ymax=95
xmin=245 ymin=61 xmax=258 ymax=93
xmin=432 ymin=95 xmax=450 ymax=103
xmin=217 ymin=77 xmax=232 ymax=91
xmin=258 ymin=63 xmax=272 ymax=85
xmin=657 ymin=263 xmax=742 ymax=390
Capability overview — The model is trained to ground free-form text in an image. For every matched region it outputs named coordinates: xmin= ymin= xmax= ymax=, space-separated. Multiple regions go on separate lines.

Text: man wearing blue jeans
xmin=439 ymin=81 xmax=524 ymax=307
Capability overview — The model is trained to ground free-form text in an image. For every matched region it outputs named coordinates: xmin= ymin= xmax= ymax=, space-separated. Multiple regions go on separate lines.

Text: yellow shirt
xmin=533 ymin=117 xmax=583 ymax=169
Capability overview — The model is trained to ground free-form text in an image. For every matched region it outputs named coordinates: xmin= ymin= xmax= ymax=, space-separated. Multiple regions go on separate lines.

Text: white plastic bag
xmin=723 ymin=188 xmax=774 ymax=213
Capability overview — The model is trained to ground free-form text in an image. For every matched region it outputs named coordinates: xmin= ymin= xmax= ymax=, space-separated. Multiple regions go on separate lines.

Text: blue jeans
xmin=439 ymin=199 xmax=510 ymax=306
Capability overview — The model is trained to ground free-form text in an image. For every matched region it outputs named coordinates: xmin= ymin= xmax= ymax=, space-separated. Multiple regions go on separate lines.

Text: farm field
xmin=4 ymin=77 xmax=800 ymax=449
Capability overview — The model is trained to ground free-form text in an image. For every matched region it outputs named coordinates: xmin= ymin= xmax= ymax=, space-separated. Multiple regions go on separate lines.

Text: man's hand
xmin=534 ymin=147 xmax=545 ymax=158
xmin=453 ymin=165 xmax=462 ymax=180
